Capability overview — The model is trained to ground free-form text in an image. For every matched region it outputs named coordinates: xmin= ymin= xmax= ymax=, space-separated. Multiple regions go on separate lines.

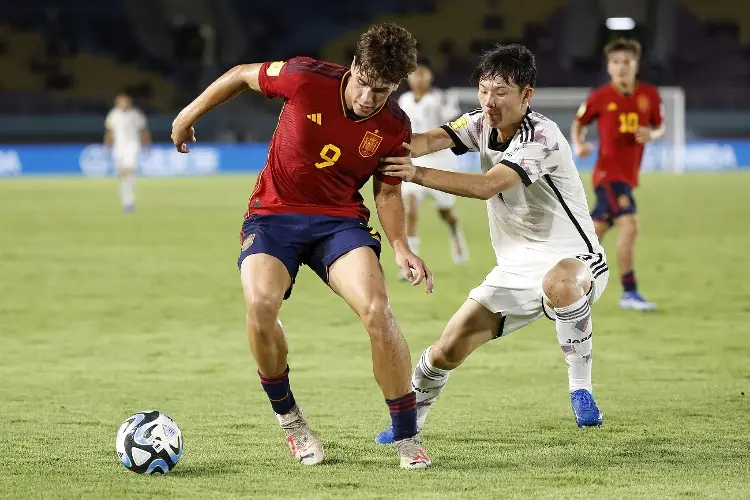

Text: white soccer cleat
xmin=619 ymin=291 xmax=657 ymax=312
xmin=276 ymin=405 xmax=324 ymax=466
xmin=450 ymin=228 xmax=469 ymax=265
xmin=395 ymin=436 xmax=431 ymax=469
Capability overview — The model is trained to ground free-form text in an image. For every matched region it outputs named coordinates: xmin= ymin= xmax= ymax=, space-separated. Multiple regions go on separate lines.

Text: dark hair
xmin=470 ymin=43 xmax=536 ymax=88
xmin=354 ymin=23 xmax=418 ymax=85
xmin=603 ymin=37 xmax=642 ymax=59
xmin=416 ymin=56 xmax=433 ymax=71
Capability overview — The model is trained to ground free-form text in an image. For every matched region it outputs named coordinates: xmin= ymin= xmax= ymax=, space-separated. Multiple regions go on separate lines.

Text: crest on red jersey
xmin=358 ymin=130 xmax=383 ymax=158
xmin=637 ymin=94 xmax=650 ymax=113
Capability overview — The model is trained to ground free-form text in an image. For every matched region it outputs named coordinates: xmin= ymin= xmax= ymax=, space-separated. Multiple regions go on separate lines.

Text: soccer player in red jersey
xmin=171 ymin=23 xmax=433 ymax=469
xmin=571 ymin=38 xmax=665 ymax=311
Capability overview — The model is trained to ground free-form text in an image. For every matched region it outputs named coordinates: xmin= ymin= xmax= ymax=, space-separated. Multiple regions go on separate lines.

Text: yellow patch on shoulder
xmin=449 ymin=116 xmax=468 ymax=131
xmin=266 ymin=61 xmax=285 ymax=77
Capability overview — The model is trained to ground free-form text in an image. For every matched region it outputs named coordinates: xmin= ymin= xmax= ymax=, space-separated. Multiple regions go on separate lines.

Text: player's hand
xmin=573 ymin=141 xmax=594 ymax=159
xmin=394 ymin=243 xmax=434 ymax=294
xmin=635 ymin=126 xmax=653 ymax=144
xmin=171 ymin=119 xmax=197 ymax=153
xmin=380 ymin=143 xmax=420 ymax=182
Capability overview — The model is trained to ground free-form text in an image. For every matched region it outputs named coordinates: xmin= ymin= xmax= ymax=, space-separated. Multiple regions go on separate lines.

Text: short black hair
xmin=470 ymin=43 xmax=536 ymax=89
xmin=416 ymin=56 xmax=433 ymax=71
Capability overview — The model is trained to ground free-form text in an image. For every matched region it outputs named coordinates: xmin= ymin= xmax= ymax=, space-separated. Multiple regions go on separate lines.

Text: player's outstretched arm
xmin=410 ymin=128 xmax=455 ymax=158
xmin=380 ymin=144 xmax=522 ymax=199
xmin=171 ymin=63 xmax=263 ymax=152
xmin=373 ymin=178 xmax=434 ymax=293
xmin=570 ymin=119 xmax=594 ymax=159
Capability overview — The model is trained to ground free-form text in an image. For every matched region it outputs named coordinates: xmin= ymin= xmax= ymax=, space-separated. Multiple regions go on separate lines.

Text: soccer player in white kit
xmin=376 ymin=44 xmax=609 ymax=444
xmin=398 ymin=58 xmax=469 ymax=267
xmin=104 ymin=93 xmax=150 ymax=213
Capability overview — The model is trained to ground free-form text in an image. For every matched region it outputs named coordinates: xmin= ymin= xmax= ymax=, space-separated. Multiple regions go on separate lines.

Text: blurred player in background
xmin=397 ymin=58 xmax=468 ymax=274
xmin=104 ymin=93 xmax=150 ymax=213
xmin=171 ymin=23 xmax=433 ymax=469
xmin=571 ymin=38 xmax=664 ymax=311
xmin=376 ymin=44 xmax=608 ymax=445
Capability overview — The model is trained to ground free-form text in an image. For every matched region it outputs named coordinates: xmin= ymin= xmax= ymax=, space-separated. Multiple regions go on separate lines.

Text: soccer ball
xmin=115 ymin=410 xmax=183 ymax=474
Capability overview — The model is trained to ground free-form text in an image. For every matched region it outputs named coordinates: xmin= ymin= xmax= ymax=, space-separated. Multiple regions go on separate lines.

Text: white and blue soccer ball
xmin=115 ymin=410 xmax=183 ymax=474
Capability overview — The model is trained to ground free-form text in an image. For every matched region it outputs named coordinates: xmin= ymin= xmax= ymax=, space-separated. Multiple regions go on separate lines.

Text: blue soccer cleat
xmin=375 ymin=425 xmax=394 ymax=445
xmin=570 ymin=389 xmax=603 ymax=428
xmin=619 ymin=291 xmax=656 ymax=311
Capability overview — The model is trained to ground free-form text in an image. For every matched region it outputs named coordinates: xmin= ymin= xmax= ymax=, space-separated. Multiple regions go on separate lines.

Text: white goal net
xmin=446 ymin=87 xmax=686 ymax=173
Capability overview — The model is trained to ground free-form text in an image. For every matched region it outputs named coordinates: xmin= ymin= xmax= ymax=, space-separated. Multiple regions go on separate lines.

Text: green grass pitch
xmin=1 ymin=172 xmax=749 ymax=499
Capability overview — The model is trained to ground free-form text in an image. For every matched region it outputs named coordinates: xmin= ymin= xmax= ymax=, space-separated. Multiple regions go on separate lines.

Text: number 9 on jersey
xmin=316 ymin=144 xmax=341 ymax=169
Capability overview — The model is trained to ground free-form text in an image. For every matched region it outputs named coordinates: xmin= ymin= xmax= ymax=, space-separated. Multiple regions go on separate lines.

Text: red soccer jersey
xmin=248 ymin=57 xmax=410 ymax=222
xmin=576 ymin=82 xmax=663 ymax=188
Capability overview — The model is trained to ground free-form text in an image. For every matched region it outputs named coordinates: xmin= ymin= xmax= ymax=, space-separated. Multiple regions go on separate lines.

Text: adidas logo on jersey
xmin=306 ymin=113 xmax=322 ymax=125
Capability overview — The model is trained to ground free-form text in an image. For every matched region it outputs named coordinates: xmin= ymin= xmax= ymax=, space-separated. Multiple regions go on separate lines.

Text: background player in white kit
xmin=398 ymin=58 xmax=469 ymax=272
xmin=104 ymin=93 xmax=151 ymax=213
xmin=376 ymin=44 xmax=609 ymax=445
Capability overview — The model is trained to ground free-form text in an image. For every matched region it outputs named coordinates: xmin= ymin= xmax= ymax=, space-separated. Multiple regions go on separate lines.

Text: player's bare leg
xmin=328 ymin=246 xmax=430 ymax=469
xmin=438 ymin=208 xmax=469 ymax=264
xmin=614 ymin=214 xmax=637 ymax=279
xmin=614 ymin=214 xmax=655 ymax=311
xmin=400 ymin=193 xmax=421 ymax=281
xmin=240 ymin=254 xmax=323 ymax=465
xmin=593 ymin=219 xmax=610 ymax=241
xmin=542 ymin=258 xmax=603 ymax=428
xmin=117 ymin=166 xmax=136 ymax=213
xmin=375 ymin=299 xmax=499 ymax=446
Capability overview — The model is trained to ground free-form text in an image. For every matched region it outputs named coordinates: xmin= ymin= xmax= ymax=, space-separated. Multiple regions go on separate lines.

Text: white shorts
xmin=113 ymin=148 xmax=140 ymax=170
xmin=401 ymin=182 xmax=456 ymax=209
xmin=468 ymin=252 xmax=609 ymax=337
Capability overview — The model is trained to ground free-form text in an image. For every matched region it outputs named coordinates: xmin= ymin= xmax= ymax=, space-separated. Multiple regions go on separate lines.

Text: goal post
xmin=445 ymin=87 xmax=686 ymax=173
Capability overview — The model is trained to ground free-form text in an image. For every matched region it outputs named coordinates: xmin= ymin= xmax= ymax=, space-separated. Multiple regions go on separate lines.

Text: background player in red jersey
xmin=571 ymin=38 xmax=665 ymax=311
xmin=170 ymin=23 xmax=433 ymax=469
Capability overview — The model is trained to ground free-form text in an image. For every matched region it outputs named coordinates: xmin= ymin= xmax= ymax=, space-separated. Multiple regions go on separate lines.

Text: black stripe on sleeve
xmin=440 ymin=124 xmax=469 ymax=156
xmin=501 ymin=159 xmax=532 ymax=187
xmin=544 ymin=174 xmax=594 ymax=253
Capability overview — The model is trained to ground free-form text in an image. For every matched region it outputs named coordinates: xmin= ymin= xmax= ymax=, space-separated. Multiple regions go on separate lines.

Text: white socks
xmin=120 ymin=175 xmax=135 ymax=208
xmin=412 ymin=346 xmax=452 ymax=430
xmin=553 ymin=295 xmax=593 ymax=393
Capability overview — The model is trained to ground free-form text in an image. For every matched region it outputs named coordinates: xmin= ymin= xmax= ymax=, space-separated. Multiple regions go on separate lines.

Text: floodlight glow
xmin=606 ymin=17 xmax=636 ymax=31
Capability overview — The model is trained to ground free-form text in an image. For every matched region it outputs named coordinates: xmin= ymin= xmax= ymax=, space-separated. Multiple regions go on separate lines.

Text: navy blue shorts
xmin=591 ymin=182 xmax=637 ymax=226
xmin=237 ymin=213 xmax=382 ymax=300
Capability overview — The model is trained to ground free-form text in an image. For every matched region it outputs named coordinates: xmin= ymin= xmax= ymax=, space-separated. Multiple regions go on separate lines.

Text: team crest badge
xmin=606 ymin=102 xmax=618 ymax=112
xmin=241 ymin=234 xmax=256 ymax=251
xmin=637 ymin=94 xmax=650 ymax=113
xmin=359 ymin=130 xmax=383 ymax=158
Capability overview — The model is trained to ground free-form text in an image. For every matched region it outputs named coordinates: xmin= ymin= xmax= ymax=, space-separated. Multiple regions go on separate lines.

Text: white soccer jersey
xmin=441 ymin=108 xmax=603 ymax=264
xmin=399 ymin=89 xmax=460 ymax=169
xmin=105 ymin=108 xmax=147 ymax=152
